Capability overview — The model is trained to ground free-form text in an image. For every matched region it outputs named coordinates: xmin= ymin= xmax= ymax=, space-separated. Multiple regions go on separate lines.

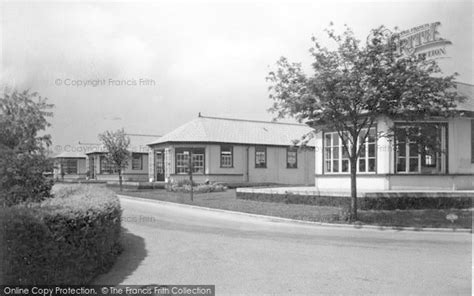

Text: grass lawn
xmin=110 ymin=187 xmax=472 ymax=229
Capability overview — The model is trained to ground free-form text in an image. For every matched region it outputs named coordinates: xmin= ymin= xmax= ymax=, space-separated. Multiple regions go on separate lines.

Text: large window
xmin=100 ymin=156 xmax=115 ymax=174
xmin=324 ymin=128 xmax=376 ymax=174
xmin=255 ymin=146 xmax=267 ymax=168
xmin=62 ymin=159 xmax=78 ymax=174
xmin=175 ymin=148 xmax=205 ymax=174
xmin=220 ymin=146 xmax=233 ymax=168
xmin=131 ymin=153 xmax=143 ymax=170
xmin=287 ymin=148 xmax=298 ymax=168
xmin=395 ymin=123 xmax=446 ymax=174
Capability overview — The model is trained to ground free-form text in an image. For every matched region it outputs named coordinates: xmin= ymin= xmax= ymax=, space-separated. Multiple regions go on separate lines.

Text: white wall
xmin=448 ymin=118 xmax=474 ymax=174
xmin=314 ymin=131 xmax=323 ymax=175
xmin=314 ymin=116 xmax=474 ymax=190
xmin=376 ymin=116 xmax=393 ymax=174
xmin=315 ymin=176 xmax=389 ymax=192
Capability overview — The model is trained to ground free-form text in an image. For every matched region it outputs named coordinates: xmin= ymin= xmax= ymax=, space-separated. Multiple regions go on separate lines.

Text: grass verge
xmin=111 ymin=187 xmax=472 ymax=229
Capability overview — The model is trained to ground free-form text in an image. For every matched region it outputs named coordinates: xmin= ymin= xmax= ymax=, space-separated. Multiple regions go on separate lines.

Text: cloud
xmin=1 ymin=2 xmax=157 ymax=89
xmin=0 ymin=0 xmax=472 ymax=147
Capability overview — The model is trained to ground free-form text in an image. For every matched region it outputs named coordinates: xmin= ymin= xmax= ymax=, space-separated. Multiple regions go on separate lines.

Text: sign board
xmin=397 ymin=22 xmax=452 ymax=59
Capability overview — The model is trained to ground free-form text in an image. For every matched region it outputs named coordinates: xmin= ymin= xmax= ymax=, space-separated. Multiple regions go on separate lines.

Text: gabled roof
xmin=148 ymin=116 xmax=315 ymax=147
xmin=85 ymin=134 xmax=154 ymax=155
xmin=53 ymin=151 xmax=87 ymax=159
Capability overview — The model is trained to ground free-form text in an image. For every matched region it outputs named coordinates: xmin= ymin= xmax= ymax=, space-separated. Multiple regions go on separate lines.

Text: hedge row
xmin=236 ymin=191 xmax=473 ymax=210
xmin=359 ymin=194 xmax=473 ymax=210
xmin=236 ymin=192 xmax=349 ymax=208
xmin=0 ymin=185 xmax=122 ymax=285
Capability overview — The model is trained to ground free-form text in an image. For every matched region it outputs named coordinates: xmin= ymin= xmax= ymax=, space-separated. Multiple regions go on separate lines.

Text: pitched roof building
xmin=86 ymin=135 xmax=155 ymax=182
xmin=149 ymin=115 xmax=315 ymax=147
xmin=52 ymin=151 xmax=87 ymax=180
xmin=147 ymin=115 xmax=315 ymax=185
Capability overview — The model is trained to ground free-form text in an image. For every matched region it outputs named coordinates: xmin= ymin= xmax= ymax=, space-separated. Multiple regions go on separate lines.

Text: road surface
xmin=95 ymin=196 xmax=472 ymax=295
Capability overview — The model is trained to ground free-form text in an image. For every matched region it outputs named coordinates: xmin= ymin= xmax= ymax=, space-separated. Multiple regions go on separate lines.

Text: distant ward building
xmin=147 ymin=115 xmax=315 ymax=185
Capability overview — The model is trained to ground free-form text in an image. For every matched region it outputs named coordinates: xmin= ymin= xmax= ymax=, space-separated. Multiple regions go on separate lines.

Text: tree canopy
xmin=0 ymin=89 xmax=54 ymax=206
xmin=99 ymin=129 xmax=130 ymax=191
xmin=267 ymin=24 xmax=465 ymax=221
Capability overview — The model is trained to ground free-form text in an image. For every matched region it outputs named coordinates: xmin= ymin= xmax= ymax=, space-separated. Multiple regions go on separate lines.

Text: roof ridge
xmin=196 ymin=116 xmax=210 ymax=139
xmin=456 ymin=81 xmax=474 ymax=87
xmin=199 ymin=115 xmax=307 ymax=126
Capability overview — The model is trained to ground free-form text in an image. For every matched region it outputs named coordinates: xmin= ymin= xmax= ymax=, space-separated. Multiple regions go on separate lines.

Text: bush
xmin=1 ymin=89 xmax=55 ymax=207
xmin=0 ymin=149 xmax=54 ymax=206
xmin=176 ymin=179 xmax=197 ymax=187
xmin=166 ymin=180 xmax=227 ymax=193
xmin=0 ymin=185 xmax=122 ymax=284
xmin=193 ymin=184 xmax=227 ymax=193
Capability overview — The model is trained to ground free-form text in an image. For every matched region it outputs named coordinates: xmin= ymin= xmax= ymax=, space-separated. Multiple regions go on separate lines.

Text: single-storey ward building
xmin=147 ymin=115 xmax=315 ymax=185
xmin=53 ymin=151 xmax=87 ymax=180
xmin=314 ymin=82 xmax=474 ymax=191
xmin=85 ymin=135 xmax=154 ymax=182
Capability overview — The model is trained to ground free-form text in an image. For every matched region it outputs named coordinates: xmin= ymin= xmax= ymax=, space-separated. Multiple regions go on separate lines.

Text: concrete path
xmin=95 ymin=196 xmax=472 ymax=295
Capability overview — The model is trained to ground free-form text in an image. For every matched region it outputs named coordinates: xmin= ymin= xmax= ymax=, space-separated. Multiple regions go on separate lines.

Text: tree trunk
xmin=349 ymin=158 xmax=358 ymax=222
xmin=119 ymin=169 xmax=123 ymax=192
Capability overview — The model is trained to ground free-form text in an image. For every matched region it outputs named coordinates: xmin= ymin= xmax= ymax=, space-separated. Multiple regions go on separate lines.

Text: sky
xmin=1 ymin=0 xmax=472 ymax=152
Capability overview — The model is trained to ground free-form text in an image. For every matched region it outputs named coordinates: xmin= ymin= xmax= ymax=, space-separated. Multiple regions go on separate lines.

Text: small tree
xmin=0 ymin=89 xmax=54 ymax=206
xmin=99 ymin=129 xmax=130 ymax=191
xmin=267 ymin=24 xmax=464 ymax=221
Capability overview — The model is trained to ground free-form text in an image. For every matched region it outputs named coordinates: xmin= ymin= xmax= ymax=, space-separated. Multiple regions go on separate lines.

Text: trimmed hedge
xmin=236 ymin=191 xmax=473 ymax=210
xmin=236 ymin=192 xmax=349 ymax=208
xmin=359 ymin=194 xmax=473 ymax=210
xmin=0 ymin=185 xmax=122 ymax=285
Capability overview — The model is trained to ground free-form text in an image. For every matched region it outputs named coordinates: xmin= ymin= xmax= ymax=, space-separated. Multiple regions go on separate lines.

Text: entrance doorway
xmin=156 ymin=151 xmax=165 ymax=181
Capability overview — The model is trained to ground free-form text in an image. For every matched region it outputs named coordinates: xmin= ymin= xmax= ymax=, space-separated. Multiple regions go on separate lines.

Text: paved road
xmin=95 ymin=196 xmax=472 ymax=295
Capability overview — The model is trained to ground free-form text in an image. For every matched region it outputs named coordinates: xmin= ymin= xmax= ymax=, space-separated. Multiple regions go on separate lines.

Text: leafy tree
xmin=99 ymin=129 xmax=130 ymax=191
xmin=0 ymin=89 xmax=54 ymax=206
xmin=267 ymin=24 xmax=464 ymax=221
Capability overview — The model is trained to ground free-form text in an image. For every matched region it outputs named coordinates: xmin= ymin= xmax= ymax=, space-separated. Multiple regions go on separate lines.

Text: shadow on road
xmin=94 ymin=227 xmax=147 ymax=285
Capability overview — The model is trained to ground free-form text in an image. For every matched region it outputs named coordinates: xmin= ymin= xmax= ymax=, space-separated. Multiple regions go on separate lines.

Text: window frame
xmin=62 ymin=159 xmax=78 ymax=174
xmin=220 ymin=145 xmax=233 ymax=168
xmin=131 ymin=153 xmax=143 ymax=170
xmin=100 ymin=155 xmax=115 ymax=174
xmin=323 ymin=128 xmax=377 ymax=174
xmin=286 ymin=147 xmax=298 ymax=169
xmin=255 ymin=146 xmax=267 ymax=168
xmin=394 ymin=122 xmax=447 ymax=174
xmin=175 ymin=148 xmax=205 ymax=174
